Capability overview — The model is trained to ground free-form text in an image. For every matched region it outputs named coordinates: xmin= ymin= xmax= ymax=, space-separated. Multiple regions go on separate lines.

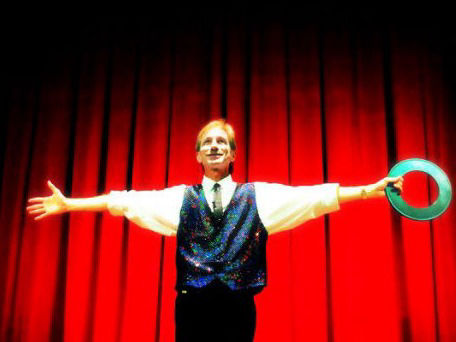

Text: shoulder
xmin=183 ymin=184 xmax=203 ymax=197
xmin=159 ymin=184 xmax=188 ymax=196
xmin=235 ymin=182 xmax=291 ymax=193
xmin=232 ymin=183 xmax=257 ymax=199
xmin=251 ymin=182 xmax=288 ymax=191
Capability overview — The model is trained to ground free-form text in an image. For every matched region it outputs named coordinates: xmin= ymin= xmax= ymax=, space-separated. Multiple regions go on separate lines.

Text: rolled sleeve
xmin=255 ymin=182 xmax=340 ymax=235
xmin=107 ymin=185 xmax=186 ymax=236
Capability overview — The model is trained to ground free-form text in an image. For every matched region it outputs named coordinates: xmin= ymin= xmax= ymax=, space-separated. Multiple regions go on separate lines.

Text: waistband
xmin=178 ymin=279 xmax=262 ymax=296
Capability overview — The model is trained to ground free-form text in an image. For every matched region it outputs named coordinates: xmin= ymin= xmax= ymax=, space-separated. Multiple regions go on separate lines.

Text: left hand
xmin=367 ymin=176 xmax=404 ymax=198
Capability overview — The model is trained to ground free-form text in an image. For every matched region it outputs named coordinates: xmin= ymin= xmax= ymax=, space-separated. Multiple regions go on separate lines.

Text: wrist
xmin=361 ymin=185 xmax=375 ymax=199
xmin=63 ymin=198 xmax=73 ymax=212
xmin=361 ymin=186 xmax=368 ymax=199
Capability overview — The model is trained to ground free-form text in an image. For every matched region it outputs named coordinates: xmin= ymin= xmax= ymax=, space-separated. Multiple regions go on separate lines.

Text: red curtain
xmin=1 ymin=13 xmax=455 ymax=342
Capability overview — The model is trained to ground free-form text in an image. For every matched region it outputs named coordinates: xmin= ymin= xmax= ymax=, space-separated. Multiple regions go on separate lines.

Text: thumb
xmin=384 ymin=176 xmax=401 ymax=183
xmin=47 ymin=180 xmax=59 ymax=194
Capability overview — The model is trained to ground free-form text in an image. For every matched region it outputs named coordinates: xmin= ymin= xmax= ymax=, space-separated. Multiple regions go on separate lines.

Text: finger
xmin=385 ymin=176 xmax=402 ymax=183
xmin=393 ymin=183 xmax=403 ymax=193
xmin=35 ymin=213 xmax=48 ymax=220
xmin=28 ymin=197 xmax=46 ymax=203
xmin=30 ymin=208 xmax=46 ymax=215
xmin=27 ymin=204 xmax=43 ymax=211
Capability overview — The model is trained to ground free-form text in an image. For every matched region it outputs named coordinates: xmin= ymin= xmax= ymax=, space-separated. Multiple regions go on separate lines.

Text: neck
xmin=204 ymin=168 xmax=230 ymax=182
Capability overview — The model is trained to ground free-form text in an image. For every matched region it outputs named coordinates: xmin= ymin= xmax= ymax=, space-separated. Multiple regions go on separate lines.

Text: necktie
xmin=213 ymin=183 xmax=223 ymax=220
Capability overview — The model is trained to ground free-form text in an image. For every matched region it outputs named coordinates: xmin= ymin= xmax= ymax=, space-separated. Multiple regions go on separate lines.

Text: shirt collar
xmin=202 ymin=174 xmax=234 ymax=191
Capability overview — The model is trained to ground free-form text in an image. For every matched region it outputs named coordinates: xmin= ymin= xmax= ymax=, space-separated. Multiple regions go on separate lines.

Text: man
xmin=27 ymin=119 xmax=403 ymax=341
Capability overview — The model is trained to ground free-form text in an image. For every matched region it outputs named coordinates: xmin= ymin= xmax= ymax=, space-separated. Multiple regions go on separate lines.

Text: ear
xmin=230 ymin=150 xmax=236 ymax=162
xmin=196 ymin=152 xmax=202 ymax=164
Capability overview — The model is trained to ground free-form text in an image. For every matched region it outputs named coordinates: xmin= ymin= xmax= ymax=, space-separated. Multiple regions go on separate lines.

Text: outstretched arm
xmin=27 ymin=180 xmax=184 ymax=236
xmin=338 ymin=176 xmax=403 ymax=204
xmin=27 ymin=180 xmax=109 ymax=220
xmin=256 ymin=175 xmax=404 ymax=235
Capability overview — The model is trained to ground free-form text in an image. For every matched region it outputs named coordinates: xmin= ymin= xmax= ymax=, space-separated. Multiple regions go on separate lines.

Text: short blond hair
xmin=195 ymin=119 xmax=237 ymax=152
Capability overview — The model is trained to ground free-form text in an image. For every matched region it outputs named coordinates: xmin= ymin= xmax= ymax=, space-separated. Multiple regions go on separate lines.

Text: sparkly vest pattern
xmin=176 ymin=183 xmax=268 ymax=293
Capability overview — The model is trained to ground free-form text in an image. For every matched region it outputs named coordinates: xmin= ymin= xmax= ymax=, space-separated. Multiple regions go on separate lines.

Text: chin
xmin=208 ymin=162 xmax=227 ymax=169
xmin=208 ymin=159 xmax=224 ymax=165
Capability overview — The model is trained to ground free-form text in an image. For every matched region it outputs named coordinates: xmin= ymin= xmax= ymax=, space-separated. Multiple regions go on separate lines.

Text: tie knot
xmin=213 ymin=183 xmax=221 ymax=191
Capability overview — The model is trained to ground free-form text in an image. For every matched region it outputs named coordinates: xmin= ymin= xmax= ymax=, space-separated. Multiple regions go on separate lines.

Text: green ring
xmin=386 ymin=158 xmax=452 ymax=221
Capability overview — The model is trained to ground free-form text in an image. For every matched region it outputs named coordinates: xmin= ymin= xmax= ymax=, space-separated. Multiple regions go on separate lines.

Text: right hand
xmin=27 ymin=181 xmax=68 ymax=220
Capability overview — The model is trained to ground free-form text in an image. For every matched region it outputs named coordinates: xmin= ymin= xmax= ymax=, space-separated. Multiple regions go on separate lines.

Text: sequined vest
xmin=176 ymin=183 xmax=268 ymax=293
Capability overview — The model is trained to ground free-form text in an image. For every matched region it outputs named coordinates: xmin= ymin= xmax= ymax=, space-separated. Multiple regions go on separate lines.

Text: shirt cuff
xmin=107 ymin=190 xmax=132 ymax=216
xmin=320 ymin=183 xmax=340 ymax=214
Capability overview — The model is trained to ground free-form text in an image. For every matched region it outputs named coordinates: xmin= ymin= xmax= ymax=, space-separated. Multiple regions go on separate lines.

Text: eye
xmin=217 ymin=138 xmax=227 ymax=145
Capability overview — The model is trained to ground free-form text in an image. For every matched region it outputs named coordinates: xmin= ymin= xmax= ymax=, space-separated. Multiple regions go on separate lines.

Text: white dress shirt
xmin=107 ymin=175 xmax=340 ymax=236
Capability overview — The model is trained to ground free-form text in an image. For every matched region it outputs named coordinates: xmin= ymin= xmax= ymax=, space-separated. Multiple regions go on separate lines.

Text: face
xmin=196 ymin=127 xmax=235 ymax=174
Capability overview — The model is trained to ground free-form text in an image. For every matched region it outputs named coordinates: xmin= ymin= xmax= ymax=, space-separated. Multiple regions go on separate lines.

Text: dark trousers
xmin=175 ymin=282 xmax=257 ymax=342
